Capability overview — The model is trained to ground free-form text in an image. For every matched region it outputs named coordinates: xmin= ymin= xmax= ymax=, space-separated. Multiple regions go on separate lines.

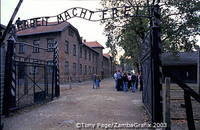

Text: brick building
xmin=103 ymin=53 xmax=114 ymax=78
xmin=16 ymin=22 xmax=113 ymax=83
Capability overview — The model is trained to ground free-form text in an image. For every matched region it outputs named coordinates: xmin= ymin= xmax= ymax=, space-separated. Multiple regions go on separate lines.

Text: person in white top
xmin=113 ymin=71 xmax=118 ymax=89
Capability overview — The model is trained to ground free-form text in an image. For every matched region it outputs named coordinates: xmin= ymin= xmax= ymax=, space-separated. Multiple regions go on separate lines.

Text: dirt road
xmin=3 ymin=78 xmax=148 ymax=130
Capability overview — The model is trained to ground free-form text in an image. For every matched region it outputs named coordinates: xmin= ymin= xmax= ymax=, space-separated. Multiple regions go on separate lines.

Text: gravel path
xmin=3 ymin=78 xmax=148 ymax=130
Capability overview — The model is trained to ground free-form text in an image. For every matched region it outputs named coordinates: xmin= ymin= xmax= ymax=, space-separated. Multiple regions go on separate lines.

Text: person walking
xmin=95 ymin=75 xmax=101 ymax=89
xmin=139 ymin=73 xmax=143 ymax=91
xmin=135 ymin=72 xmax=139 ymax=90
xmin=113 ymin=71 xmax=118 ymax=89
xmin=131 ymin=73 xmax=137 ymax=92
xmin=127 ymin=73 xmax=132 ymax=90
xmin=92 ymin=74 xmax=97 ymax=89
xmin=116 ymin=70 xmax=122 ymax=91
xmin=122 ymin=72 xmax=128 ymax=92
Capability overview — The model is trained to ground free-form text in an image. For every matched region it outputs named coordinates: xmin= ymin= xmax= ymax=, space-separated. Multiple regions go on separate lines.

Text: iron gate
xmin=3 ymin=38 xmax=60 ymax=116
xmin=140 ymin=5 xmax=162 ymax=122
xmin=140 ymin=32 xmax=152 ymax=116
xmin=0 ymin=0 xmax=162 ymax=123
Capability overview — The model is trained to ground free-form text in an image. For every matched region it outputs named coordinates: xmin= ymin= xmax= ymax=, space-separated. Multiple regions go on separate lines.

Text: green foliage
xmin=101 ymin=0 xmax=200 ymax=69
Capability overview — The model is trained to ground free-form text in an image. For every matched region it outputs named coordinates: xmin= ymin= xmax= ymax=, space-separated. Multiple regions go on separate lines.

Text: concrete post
xmin=163 ymin=77 xmax=171 ymax=130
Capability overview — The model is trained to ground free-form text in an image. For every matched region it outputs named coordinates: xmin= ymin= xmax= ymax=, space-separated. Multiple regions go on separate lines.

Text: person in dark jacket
xmin=139 ymin=73 xmax=143 ymax=91
xmin=131 ymin=74 xmax=137 ymax=92
xmin=122 ymin=72 xmax=128 ymax=92
xmin=127 ymin=73 xmax=132 ymax=90
xmin=116 ymin=70 xmax=122 ymax=91
xmin=135 ymin=72 xmax=139 ymax=90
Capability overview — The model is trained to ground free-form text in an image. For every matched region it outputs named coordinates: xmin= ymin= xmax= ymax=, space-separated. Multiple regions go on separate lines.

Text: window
xmin=93 ymin=67 xmax=94 ymax=73
xmin=65 ymin=40 xmax=69 ymax=54
xmin=68 ymin=28 xmax=74 ymax=37
xmin=47 ymin=38 xmax=56 ymax=51
xmin=85 ymin=49 xmax=87 ymax=59
xmin=89 ymin=51 xmax=91 ymax=61
xmin=30 ymin=60 xmax=39 ymax=75
xmin=89 ymin=66 xmax=91 ymax=74
xmin=19 ymin=43 xmax=25 ymax=54
xmin=80 ymin=64 xmax=82 ymax=75
xmin=47 ymin=60 xmax=53 ymax=73
xmin=73 ymin=44 xmax=76 ymax=56
xmin=64 ymin=61 xmax=69 ymax=74
xmin=80 ymin=46 xmax=82 ymax=58
xmin=33 ymin=40 xmax=40 ymax=53
xmin=85 ymin=65 xmax=87 ymax=75
xmin=92 ymin=54 xmax=95 ymax=62
xmin=73 ymin=63 xmax=76 ymax=75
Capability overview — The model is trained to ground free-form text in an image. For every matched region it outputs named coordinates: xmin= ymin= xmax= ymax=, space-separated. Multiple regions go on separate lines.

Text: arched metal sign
xmin=15 ymin=6 xmax=151 ymax=32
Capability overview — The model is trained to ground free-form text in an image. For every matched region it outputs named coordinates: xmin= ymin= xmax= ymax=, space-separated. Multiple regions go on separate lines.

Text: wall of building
xmin=14 ymin=21 xmax=115 ymax=84
xmin=91 ymin=47 xmax=103 ymax=77
xmin=17 ymin=26 xmax=104 ymax=83
xmin=162 ymin=65 xmax=197 ymax=83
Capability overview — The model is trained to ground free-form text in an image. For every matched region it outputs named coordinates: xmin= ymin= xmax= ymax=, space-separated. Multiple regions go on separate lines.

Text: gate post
xmin=151 ymin=4 xmax=162 ymax=123
xmin=53 ymin=42 xmax=60 ymax=97
xmin=3 ymin=36 xmax=16 ymax=116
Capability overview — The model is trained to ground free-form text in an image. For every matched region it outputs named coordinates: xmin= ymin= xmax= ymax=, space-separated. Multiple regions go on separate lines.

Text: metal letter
xmin=44 ymin=17 xmax=49 ymax=26
xmin=72 ymin=8 xmax=78 ymax=16
xmin=112 ymin=8 xmax=119 ymax=19
xmin=64 ymin=11 xmax=71 ymax=20
xmin=57 ymin=14 xmax=65 ymax=23
xmin=22 ymin=20 xmax=29 ymax=29
xmin=124 ymin=6 xmax=131 ymax=17
xmin=102 ymin=10 xmax=108 ymax=20
xmin=30 ymin=18 xmax=35 ymax=27
xmin=88 ymin=11 xmax=94 ymax=20
xmin=35 ymin=17 xmax=41 ymax=26
xmin=80 ymin=8 xmax=87 ymax=18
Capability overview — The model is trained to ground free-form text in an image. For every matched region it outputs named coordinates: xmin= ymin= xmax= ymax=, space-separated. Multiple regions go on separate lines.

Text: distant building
xmin=103 ymin=53 xmax=114 ymax=78
xmin=162 ymin=52 xmax=198 ymax=83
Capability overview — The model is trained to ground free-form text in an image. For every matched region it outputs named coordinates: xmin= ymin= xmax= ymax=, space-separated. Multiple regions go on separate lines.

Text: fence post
xmin=3 ymin=37 xmax=16 ymax=116
xmin=151 ymin=4 xmax=162 ymax=122
xmin=53 ymin=42 xmax=60 ymax=97
xmin=198 ymin=50 xmax=200 ymax=95
xmin=184 ymin=91 xmax=195 ymax=130
xmin=163 ymin=77 xmax=171 ymax=130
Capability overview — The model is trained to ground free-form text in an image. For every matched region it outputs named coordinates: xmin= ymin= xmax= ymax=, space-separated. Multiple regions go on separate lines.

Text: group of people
xmin=113 ymin=70 xmax=143 ymax=92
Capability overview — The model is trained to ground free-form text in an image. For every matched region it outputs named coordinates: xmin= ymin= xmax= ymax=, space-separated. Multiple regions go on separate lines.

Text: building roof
xmin=17 ymin=22 xmax=70 ymax=36
xmin=84 ymin=41 xmax=104 ymax=48
xmin=103 ymin=53 xmax=111 ymax=59
xmin=82 ymin=44 xmax=99 ymax=54
xmin=0 ymin=24 xmax=6 ymax=29
xmin=161 ymin=51 xmax=198 ymax=66
xmin=16 ymin=21 xmax=83 ymax=44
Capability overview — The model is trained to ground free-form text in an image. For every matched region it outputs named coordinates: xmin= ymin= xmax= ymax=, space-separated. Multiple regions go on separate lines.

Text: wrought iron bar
xmin=184 ymin=91 xmax=195 ymax=130
xmin=0 ymin=0 xmax=23 ymax=46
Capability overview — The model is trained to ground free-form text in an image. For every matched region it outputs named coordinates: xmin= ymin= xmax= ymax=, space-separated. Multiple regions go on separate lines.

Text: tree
xmin=100 ymin=0 xmax=200 ymax=71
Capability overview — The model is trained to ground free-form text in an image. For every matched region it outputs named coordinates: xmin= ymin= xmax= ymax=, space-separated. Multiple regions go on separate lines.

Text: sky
xmin=1 ymin=0 xmax=110 ymax=53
